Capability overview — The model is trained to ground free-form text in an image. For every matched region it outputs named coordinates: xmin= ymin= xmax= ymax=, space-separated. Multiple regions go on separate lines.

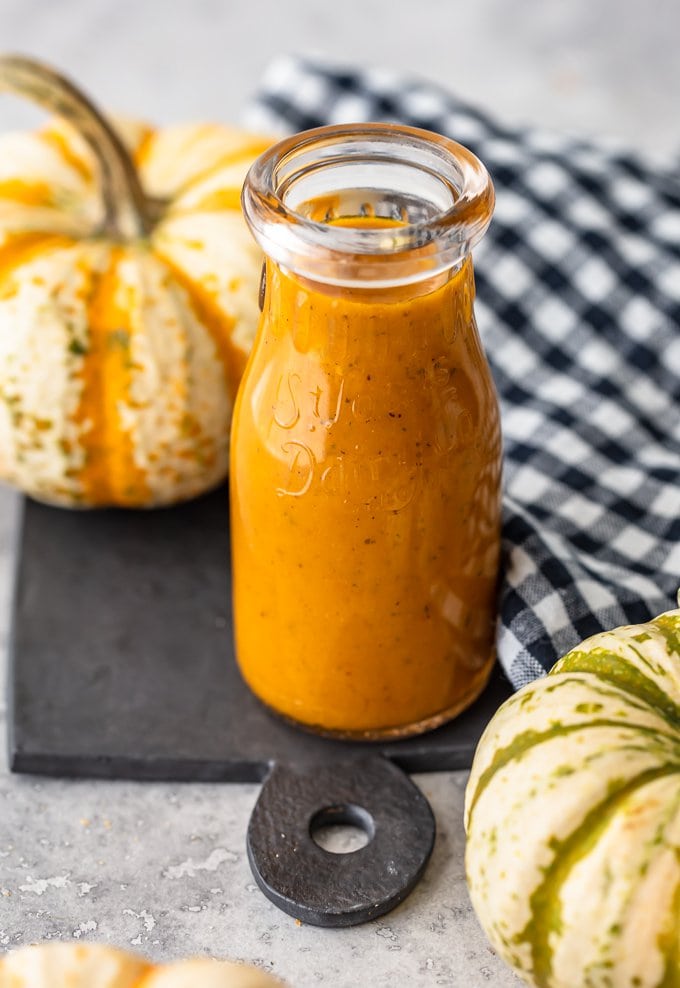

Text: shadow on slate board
xmin=8 ymin=484 xmax=512 ymax=780
xmin=7 ymin=484 xmax=513 ymax=927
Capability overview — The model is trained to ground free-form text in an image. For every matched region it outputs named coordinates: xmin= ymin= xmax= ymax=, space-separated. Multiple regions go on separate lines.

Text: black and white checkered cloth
xmin=244 ymin=55 xmax=680 ymax=690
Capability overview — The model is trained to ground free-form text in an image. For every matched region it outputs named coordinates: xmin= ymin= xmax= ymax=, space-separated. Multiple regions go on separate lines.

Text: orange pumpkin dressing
xmin=231 ymin=215 xmax=502 ymax=737
xmin=75 ymin=248 xmax=149 ymax=505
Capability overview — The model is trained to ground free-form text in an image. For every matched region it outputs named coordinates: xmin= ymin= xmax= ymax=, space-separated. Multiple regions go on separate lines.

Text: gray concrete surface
xmin=0 ymin=477 xmax=518 ymax=986
xmin=1 ymin=0 xmax=680 ymax=155
xmin=0 ymin=0 xmax=676 ymax=983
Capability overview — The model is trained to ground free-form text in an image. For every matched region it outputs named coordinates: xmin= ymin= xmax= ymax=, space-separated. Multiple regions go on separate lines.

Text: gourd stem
xmin=0 ymin=54 xmax=151 ymax=239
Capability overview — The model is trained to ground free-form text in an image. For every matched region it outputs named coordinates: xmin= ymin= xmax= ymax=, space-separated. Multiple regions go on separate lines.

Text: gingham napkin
xmin=244 ymin=55 xmax=680 ymax=690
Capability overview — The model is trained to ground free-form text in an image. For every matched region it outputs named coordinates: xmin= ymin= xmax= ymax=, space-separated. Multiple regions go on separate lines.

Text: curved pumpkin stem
xmin=0 ymin=54 xmax=151 ymax=239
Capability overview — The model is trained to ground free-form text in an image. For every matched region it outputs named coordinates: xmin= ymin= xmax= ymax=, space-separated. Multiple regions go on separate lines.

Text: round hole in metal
xmin=309 ymin=803 xmax=375 ymax=855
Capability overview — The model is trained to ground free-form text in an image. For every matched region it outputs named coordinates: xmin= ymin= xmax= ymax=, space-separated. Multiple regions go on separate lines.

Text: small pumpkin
xmin=465 ymin=606 xmax=680 ymax=988
xmin=0 ymin=942 xmax=286 ymax=986
xmin=0 ymin=55 xmax=270 ymax=507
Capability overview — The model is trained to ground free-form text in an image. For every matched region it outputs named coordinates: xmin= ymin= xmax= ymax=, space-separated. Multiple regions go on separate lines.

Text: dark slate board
xmin=7 ymin=486 xmax=513 ymax=926
xmin=8 ymin=485 xmax=512 ymax=781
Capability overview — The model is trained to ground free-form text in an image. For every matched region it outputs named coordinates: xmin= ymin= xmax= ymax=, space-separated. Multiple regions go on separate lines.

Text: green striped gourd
xmin=465 ymin=607 xmax=680 ymax=988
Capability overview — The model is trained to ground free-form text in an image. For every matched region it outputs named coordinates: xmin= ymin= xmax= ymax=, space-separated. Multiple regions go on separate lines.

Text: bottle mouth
xmin=241 ymin=123 xmax=494 ymax=289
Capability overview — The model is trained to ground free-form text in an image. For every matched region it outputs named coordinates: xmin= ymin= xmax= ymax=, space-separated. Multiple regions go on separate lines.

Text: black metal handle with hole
xmin=246 ymin=755 xmax=436 ymax=927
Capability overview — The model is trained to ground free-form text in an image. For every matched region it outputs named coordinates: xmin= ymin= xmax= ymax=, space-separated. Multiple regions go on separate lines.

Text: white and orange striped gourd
xmin=0 ymin=942 xmax=286 ymax=986
xmin=465 ymin=606 xmax=680 ymax=988
xmin=0 ymin=55 xmax=270 ymax=507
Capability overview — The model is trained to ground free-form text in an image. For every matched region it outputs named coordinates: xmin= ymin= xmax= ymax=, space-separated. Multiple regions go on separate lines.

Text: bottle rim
xmin=241 ymin=122 xmax=495 ymax=289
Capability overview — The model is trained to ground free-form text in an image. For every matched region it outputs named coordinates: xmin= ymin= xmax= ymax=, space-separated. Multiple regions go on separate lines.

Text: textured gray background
xmin=1 ymin=0 xmax=679 ymax=155
xmin=0 ymin=0 xmax=678 ymax=984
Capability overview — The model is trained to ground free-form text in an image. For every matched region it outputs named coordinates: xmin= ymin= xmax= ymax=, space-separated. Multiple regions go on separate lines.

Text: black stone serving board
xmin=7 ymin=485 xmax=512 ymax=926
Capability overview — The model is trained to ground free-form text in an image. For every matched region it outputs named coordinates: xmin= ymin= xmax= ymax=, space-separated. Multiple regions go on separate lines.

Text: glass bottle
xmin=233 ymin=123 xmax=501 ymax=739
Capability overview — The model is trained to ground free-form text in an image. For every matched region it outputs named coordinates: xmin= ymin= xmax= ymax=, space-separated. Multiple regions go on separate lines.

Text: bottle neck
xmin=263 ymin=253 xmax=469 ymax=306
xmin=260 ymin=256 xmax=476 ymax=359
xmin=242 ymin=123 xmax=494 ymax=290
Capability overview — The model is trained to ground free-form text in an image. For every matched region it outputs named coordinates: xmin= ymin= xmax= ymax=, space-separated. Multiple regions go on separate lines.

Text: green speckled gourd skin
xmin=465 ymin=608 xmax=680 ymax=988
